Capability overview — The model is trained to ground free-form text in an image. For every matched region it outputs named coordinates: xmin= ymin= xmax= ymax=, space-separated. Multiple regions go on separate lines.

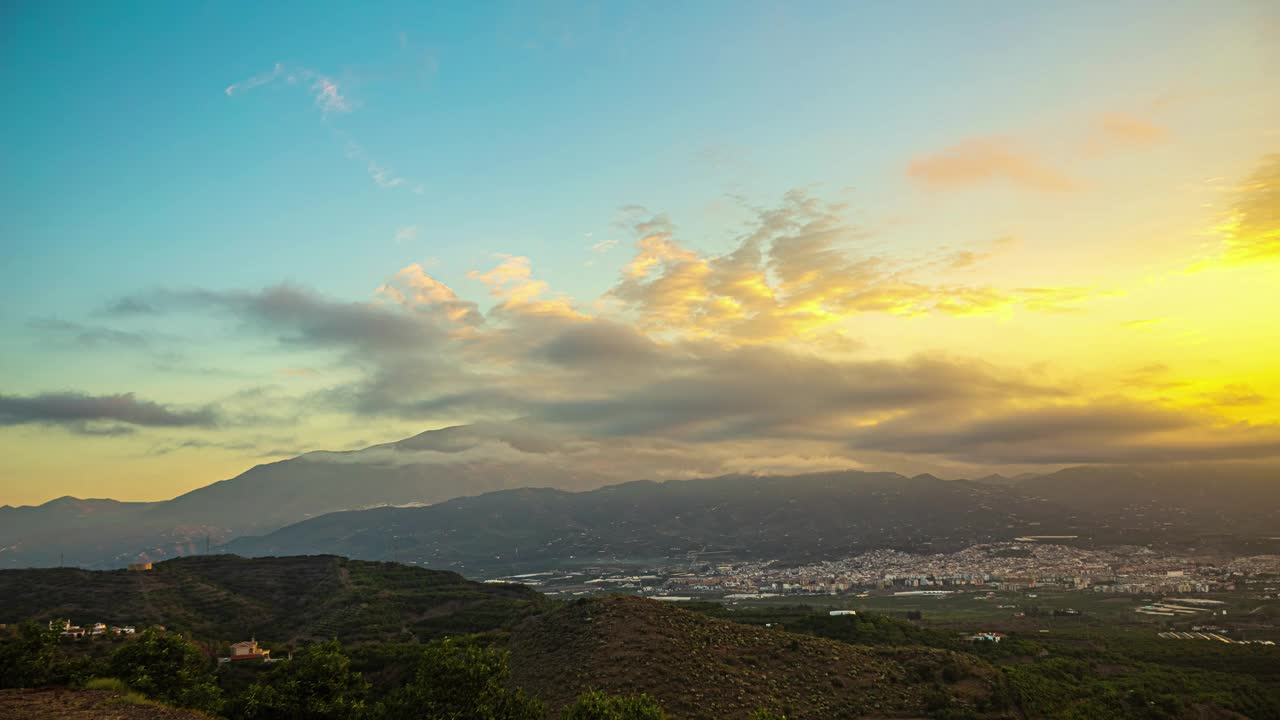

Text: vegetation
xmin=0 ymin=555 xmax=542 ymax=644
xmin=4 ymin=559 xmax=1278 ymax=720
xmin=108 ymin=629 xmax=223 ymax=714
xmin=379 ymin=637 xmax=544 ymax=720
xmin=239 ymin=640 xmax=369 ymax=720
xmin=561 ymin=690 xmax=667 ymax=720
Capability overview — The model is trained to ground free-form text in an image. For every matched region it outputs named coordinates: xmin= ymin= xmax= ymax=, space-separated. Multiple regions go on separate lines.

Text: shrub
xmin=561 ymin=690 xmax=667 ymax=720
xmin=378 ymin=637 xmax=544 ymax=720
xmin=241 ymin=639 xmax=369 ymax=720
xmin=108 ymin=628 xmax=223 ymax=714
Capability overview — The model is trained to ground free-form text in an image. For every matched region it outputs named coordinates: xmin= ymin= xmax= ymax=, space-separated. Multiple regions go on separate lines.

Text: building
xmin=128 ymin=562 xmax=153 ymax=572
xmin=967 ymin=632 xmax=1004 ymax=643
xmin=229 ymin=639 xmax=270 ymax=661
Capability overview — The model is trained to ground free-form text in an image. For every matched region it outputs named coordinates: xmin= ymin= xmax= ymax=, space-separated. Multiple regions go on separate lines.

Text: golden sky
xmin=2 ymin=2 xmax=1278 ymax=505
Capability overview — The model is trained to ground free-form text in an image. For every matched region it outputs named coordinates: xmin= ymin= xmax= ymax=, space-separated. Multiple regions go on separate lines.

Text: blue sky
xmin=2 ymin=1 xmax=1278 ymax=504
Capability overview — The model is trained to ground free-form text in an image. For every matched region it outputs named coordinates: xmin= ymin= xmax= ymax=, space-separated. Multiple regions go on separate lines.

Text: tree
xmin=561 ymin=690 xmax=667 ymax=720
xmin=107 ymin=628 xmax=222 ymax=713
xmin=379 ymin=637 xmax=544 ymax=720
xmin=242 ymin=639 xmax=370 ymax=720
xmin=748 ymin=711 xmax=787 ymax=720
xmin=0 ymin=620 xmax=66 ymax=688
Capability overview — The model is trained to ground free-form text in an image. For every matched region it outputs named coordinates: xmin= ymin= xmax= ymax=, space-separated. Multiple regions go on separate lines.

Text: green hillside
xmin=0 ymin=555 xmax=541 ymax=646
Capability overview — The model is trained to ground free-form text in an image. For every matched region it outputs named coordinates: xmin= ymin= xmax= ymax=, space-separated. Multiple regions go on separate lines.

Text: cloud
xmin=1201 ymin=384 xmax=1265 ymax=407
xmin=225 ymin=63 xmax=351 ymax=114
xmin=1088 ymin=113 xmax=1167 ymax=151
xmin=368 ymin=161 xmax=405 ymax=188
xmin=311 ymin=76 xmax=349 ymax=114
xmin=1212 ymin=153 xmax=1280 ymax=264
xmin=606 ymin=191 xmax=1104 ymax=341
xmin=0 ymin=392 xmax=218 ymax=433
xmin=26 ymin=318 xmax=152 ymax=348
xmin=845 ymin=402 xmax=1280 ymax=465
xmin=110 ymin=285 xmax=455 ymax=353
xmin=97 ymin=191 xmax=1278 ymax=470
xmin=344 ymin=142 xmax=418 ymax=192
xmin=394 ymin=225 xmax=420 ymax=243
xmin=276 ymin=367 xmax=317 ymax=377
xmin=468 ymin=255 xmax=585 ymax=320
xmin=224 ymin=63 xmax=283 ymax=96
xmin=907 ymin=137 xmax=1077 ymax=192
xmin=377 ymin=263 xmax=484 ymax=327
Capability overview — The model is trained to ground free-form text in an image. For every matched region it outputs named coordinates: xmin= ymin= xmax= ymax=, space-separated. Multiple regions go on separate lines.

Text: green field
xmin=722 ymin=589 xmax=1280 ymax=640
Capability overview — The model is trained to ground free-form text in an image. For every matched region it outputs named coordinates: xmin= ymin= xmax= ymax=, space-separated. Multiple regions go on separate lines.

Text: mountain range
xmin=3 ymin=424 xmax=1278 ymax=571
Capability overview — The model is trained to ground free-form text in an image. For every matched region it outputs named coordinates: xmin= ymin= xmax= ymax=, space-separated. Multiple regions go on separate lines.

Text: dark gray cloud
xmin=846 ymin=403 xmax=1280 ymax=464
xmin=0 ymin=392 xmax=218 ymax=431
xmin=537 ymin=319 xmax=663 ymax=369
xmin=107 ymin=285 xmax=449 ymax=353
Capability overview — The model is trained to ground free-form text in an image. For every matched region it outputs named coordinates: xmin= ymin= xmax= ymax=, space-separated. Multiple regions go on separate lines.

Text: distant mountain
xmin=224 ymin=465 xmax=1280 ymax=575
xmin=1015 ymin=464 xmax=1280 ymax=523
xmin=0 ymin=425 xmax=615 ymax=569
xmin=6 ymin=430 xmax=1277 ymax=573
xmin=223 ymin=471 xmax=1085 ymax=575
xmin=0 ymin=554 xmax=540 ymax=644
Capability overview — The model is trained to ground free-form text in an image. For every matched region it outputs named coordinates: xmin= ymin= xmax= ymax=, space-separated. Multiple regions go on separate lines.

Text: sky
xmin=2 ymin=1 xmax=1278 ymax=506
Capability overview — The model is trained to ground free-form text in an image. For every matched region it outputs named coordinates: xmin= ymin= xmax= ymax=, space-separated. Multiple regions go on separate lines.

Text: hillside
xmin=222 ymin=471 xmax=1095 ymax=575
xmin=507 ymin=595 xmax=1007 ymax=719
xmin=0 ymin=555 xmax=540 ymax=645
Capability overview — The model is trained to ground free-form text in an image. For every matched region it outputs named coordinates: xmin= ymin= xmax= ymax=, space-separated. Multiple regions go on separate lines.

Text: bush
xmin=378 ymin=637 xmax=544 ymax=720
xmin=108 ymin=628 xmax=223 ymax=714
xmin=241 ymin=639 xmax=370 ymax=720
xmin=561 ymin=690 xmax=667 ymax=720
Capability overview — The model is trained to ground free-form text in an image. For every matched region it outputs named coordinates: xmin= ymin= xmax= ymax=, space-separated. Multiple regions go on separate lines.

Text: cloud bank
xmin=95 ymin=190 xmax=1280 ymax=472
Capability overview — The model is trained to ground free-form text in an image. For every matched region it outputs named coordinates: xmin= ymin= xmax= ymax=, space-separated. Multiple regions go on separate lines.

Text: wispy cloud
xmin=344 ymin=141 xmax=417 ymax=192
xmin=1208 ymin=153 xmax=1280 ymax=265
xmin=26 ymin=317 xmax=153 ymax=348
xmin=394 ymin=225 xmax=420 ymax=244
xmin=225 ymin=63 xmax=351 ymax=115
xmin=368 ymin=161 xmax=405 ymax=188
xmin=907 ymin=137 xmax=1077 ymax=192
xmin=590 ymin=238 xmax=618 ymax=253
xmin=1088 ymin=112 xmax=1168 ymax=151
xmin=224 ymin=63 xmax=283 ymax=97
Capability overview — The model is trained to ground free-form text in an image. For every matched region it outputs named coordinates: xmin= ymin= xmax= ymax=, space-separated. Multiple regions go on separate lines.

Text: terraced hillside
xmin=507 ymin=595 xmax=1009 ymax=720
xmin=0 ymin=555 xmax=541 ymax=646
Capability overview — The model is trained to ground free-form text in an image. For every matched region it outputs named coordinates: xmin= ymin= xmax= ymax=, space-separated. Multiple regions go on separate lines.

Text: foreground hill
xmin=223 ymin=471 xmax=1093 ymax=575
xmin=0 ymin=554 xmax=540 ymax=644
xmin=507 ymin=595 xmax=1006 ymax=719
xmin=0 ymin=425 xmax=613 ymax=569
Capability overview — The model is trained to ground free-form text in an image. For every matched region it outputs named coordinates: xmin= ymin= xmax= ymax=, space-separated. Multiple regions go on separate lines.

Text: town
xmin=484 ymin=542 xmax=1280 ymax=602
